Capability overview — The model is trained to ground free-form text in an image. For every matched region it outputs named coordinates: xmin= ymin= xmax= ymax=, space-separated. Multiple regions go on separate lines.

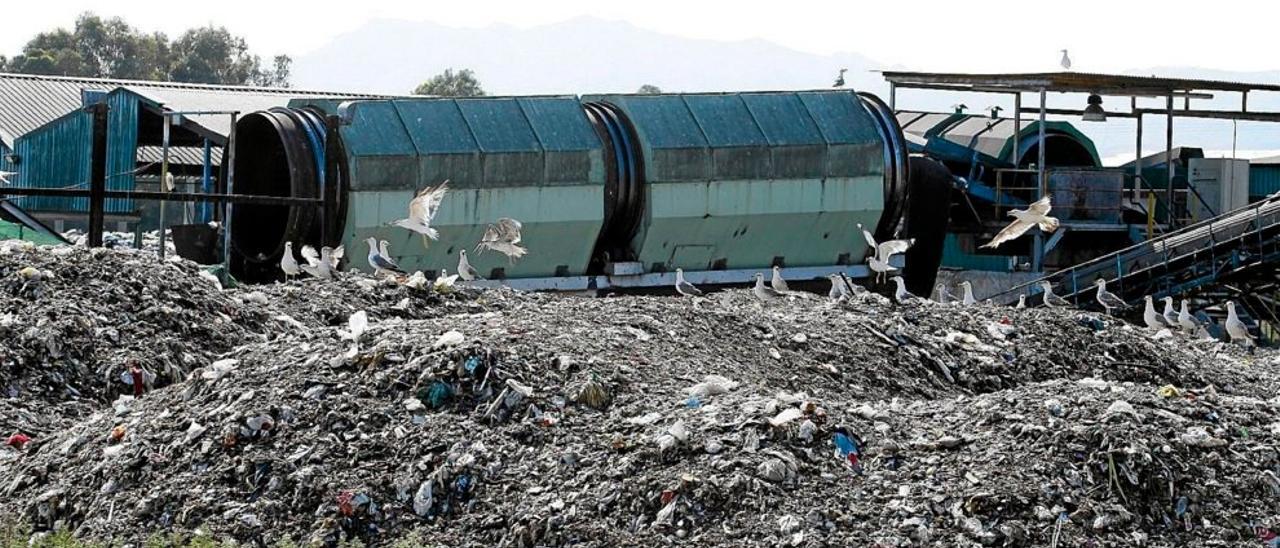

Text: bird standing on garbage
xmin=753 ymin=272 xmax=781 ymax=302
xmin=1178 ymin=300 xmax=1202 ymax=335
xmin=344 ymin=310 xmax=368 ymax=359
xmin=1093 ymin=278 xmax=1127 ymax=315
xmin=1225 ymin=301 xmax=1255 ymax=346
xmin=675 ymin=268 xmax=702 ymax=297
xmin=1039 ymin=281 xmax=1070 ymax=308
xmin=392 ymin=181 xmax=449 ymax=248
xmin=858 ymin=223 xmax=914 ymax=284
xmin=301 ymin=245 xmax=342 ymax=279
xmin=457 ymin=249 xmax=483 ymax=281
xmin=1015 ymin=295 xmax=1026 ymax=309
xmin=365 ymin=237 xmax=405 ymax=278
xmin=890 ymin=276 xmax=914 ymax=304
xmin=771 ymin=266 xmax=790 ymax=293
xmin=280 ymin=241 xmax=301 ymax=281
xmin=827 ymin=274 xmax=849 ymax=302
xmin=981 ymin=196 xmax=1059 ymax=249
xmin=1143 ymin=296 xmax=1167 ymax=329
xmin=433 ymin=269 xmax=459 ymax=292
xmin=475 ymin=217 xmax=527 ymax=263
xmin=934 ymin=283 xmax=956 ymax=304
xmin=960 ymin=281 xmax=977 ymax=306
xmin=1161 ymin=296 xmax=1179 ymax=327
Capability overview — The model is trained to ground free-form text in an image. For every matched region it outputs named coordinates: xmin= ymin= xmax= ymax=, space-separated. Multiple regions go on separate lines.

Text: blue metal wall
xmin=941 ymin=234 xmax=1013 ymax=271
xmin=103 ymin=90 xmax=139 ymax=213
xmin=1251 ymin=165 xmax=1280 ymax=200
xmin=8 ymin=109 xmax=94 ymax=212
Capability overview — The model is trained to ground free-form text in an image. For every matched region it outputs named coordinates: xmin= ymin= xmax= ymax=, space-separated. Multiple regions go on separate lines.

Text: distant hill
xmin=293 ymin=18 xmax=1280 ymax=162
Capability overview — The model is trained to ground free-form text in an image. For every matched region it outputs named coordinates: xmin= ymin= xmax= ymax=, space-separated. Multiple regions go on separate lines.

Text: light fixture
xmin=1082 ymin=94 xmax=1106 ymax=122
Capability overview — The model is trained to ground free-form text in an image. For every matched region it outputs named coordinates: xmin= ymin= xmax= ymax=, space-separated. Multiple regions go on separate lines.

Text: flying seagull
xmin=1060 ymin=49 xmax=1072 ymax=70
xmin=753 ymin=272 xmax=781 ymax=303
xmin=475 ymin=217 xmax=527 ymax=263
xmin=675 ymin=268 xmax=702 ymax=297
xmin=890 ymin=276 xmax=914 ymax=304
xmin=1039 ymin=281 xmax=1070 ymax=308
xmin=1161 ymin=296 xmax=1179 ymax=327
xmin=0 ymin=171 xmax=16 ymax=185
xmin=960 ymin=281 xmax=977 ymax=306
xmin=833 ymin=68 xmax=847 ymax=88
xmin=1143 ymin=295 xmax=1167 ymax=329
xmin=457 ymin=249 xmax=483 ymax=281
xmin=771 ymin=266 xmax=790 ymax=293
xmin=392 ymin=180 xmax=449 ymax=248
xmin=1093 ymin=278 xmax=1127 ymax=315
xmin=280 ymin=241 xmax=301 ymax=281
xmin=365 ymin=237 xmax=405 ymax=277
xmin=858 ymin=223 xmax=914 ymax=284
xmin=981 ymin=196 xmax=1060 ymax=249
xmin=1225 ymin=301 xmax=1255 ymax=346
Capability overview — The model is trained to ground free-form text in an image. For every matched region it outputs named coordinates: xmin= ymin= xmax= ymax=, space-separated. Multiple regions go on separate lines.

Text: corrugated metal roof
xmin=0 ymin=72 xmax=380 ymax=141
xmin=882 ymin=71 xmax=1280 ymax=94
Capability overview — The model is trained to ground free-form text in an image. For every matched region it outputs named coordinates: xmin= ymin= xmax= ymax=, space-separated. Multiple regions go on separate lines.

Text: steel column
xmin=223 ymin=113 xmax=238 ymax=283
xmin=1033 ymin=88 xmax=1047 ymax=272
xmin=87 ymin=103 xmax=108 ymax=248
xmin=1166 ymin=95 xmax=1175 ymax=226
xmin=159 ymin=115 xmax=171 ymax=260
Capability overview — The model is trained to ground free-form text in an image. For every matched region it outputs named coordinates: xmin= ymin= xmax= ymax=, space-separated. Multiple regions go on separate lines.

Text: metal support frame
xmin=159 ymin=114 xmax=171 ymax=260
xmin=222 ymin=113 xmax=238 ymax=282
xmin=1166 ymin=95 xmax=1176 ymax=226
xmin=87 ymin=103 xmax=108 ymax=248
xmin=1033 ymin=88 xmax=1047 ymax=272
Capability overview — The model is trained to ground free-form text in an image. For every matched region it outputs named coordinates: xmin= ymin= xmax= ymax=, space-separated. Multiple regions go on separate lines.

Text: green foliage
xmin=412 ymin=68 xmax=486 ymax=97
xmin=636 ymin=84 xmax=663 ymax=94
xmin=2 ymin=12 xmax=289 ymax=87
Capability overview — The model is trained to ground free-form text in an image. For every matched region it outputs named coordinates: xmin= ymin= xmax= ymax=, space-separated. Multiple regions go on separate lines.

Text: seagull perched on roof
xmin=981 ymin=196 xmax=1059 ymax=249
xmin=1161 ymin=296 xmax=1179 ymax=327
xmin=1178 ymin=300 xmax=1205 ymax=335
xmin=457 ymin=249 xmax=483 ymax=281
xmin=365 ymin=237 xmax=405 ymax=278
xmin=475 ymin=217 xmax=527 ymax=263
xmin=675 ymin=268 xmax=703 ymax=297
xmin=771 ymin=266 xmax=790 ymax=293
xmin=280 ymin=241 xmax=301 ymax=281
xmin=890 ymin=276 xmax=915 ymax=304
xmin=833 ymin=68 xmax=847 ymax=88
xmin=960 ymin=281 xmax=977 ymax=306
xmin=392 ymin=180 xmax=449 ymax=248
xmin=1060 ymin=49 xmax=1072 ymax=71
xmin=753 ymin=272 xmax=781 ymax=303
xmin=1225 ymin=301 xmax=1255 ymax=347
xmin=858 ymin=223 xmax=914 ymax=284
xmin=1143 ymin=295 xmax=1167 ymax=329
xmin=1093 ymin=278 xmax=1127 ymax=315
xmin=1039 ymin=281 xmax=1070 ymax=308
xmin=0 ymin=171 xmax=16 ymax=185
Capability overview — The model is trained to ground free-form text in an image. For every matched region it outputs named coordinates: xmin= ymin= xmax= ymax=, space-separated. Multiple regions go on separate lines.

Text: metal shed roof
xmin=0 ymin=72 xmax=378 ymax=143
xmin=882 ymin=71 xmax=1280 ymax=95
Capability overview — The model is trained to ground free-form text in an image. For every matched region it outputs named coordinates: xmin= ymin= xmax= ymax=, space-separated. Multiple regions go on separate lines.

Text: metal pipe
xmin=0 ymin=187 xmax=323 ymax=205
xmin=1012 ymin=94 xmax=1021 ymax=165
xmin=1166 ymin=95 xmax=1175 ymax=226
xmin=159 ymin=114 xmax=170 ymax=260
xmin=1135 ymin=111 xmax=1143 ymax=202
xmin=1034 ymin=88 xmax=1047 ymax=272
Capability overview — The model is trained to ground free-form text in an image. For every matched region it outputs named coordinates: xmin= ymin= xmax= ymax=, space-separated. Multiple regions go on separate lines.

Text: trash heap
xmin=1 ymin=243 xmax=1278 ymax=546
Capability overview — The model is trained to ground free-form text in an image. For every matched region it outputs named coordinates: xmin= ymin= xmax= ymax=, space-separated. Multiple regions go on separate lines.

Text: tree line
xmin=0 ymin=13 xmax=290 ymax=87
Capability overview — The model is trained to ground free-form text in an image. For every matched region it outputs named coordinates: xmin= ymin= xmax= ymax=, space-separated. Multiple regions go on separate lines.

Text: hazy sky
xmin=3 ymin=0 xmax=1278 ymax=74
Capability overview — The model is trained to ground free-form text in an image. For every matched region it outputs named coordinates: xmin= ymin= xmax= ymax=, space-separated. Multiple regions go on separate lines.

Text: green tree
xmin=636 ymin=84 xmax=662 ymax=94
xmin=168 ymin=26 xmax=261 ymax=85
xmin=413 ymin=68 xmax=486 ymax=97
xmin=252 ymin=54 xmax=292 ymax=88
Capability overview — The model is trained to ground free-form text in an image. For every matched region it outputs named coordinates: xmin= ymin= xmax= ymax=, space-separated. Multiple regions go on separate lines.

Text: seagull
xmin=475 ymin=217 xmax=527 ymax=263
xmin=434 ymin=269 xmax=459 ymax=292
xmin=378 ymin=240 xmax=403 ymax=273
xmin=833 ymin=68 xmax=847 ymax=88
xmin=981 ymin=196 xmax=1059 ymax=249
xmin=344 ymin=310 xmax=368 ymax=358
xmin=890 ymin=276 xmax=914 ymax=304
xmin=1225 ymin=301 xmax=1255 ymax=346
xmin=858 ymin=223 xmax=914 ymax=284
xmin=1143 ymin=296 xmax=1167 ymax=329
xmin=1093 ymin=278 xmax=1127 ymax=315
xmin=1178 ymin=300 xmax=1203 ymax=335
xmin=1161 ymin=297 xmax=1179 ymax=327
xmin=753 ymin=272 xmax=781 ymax=303
xmin=827 ymin=274 xmax=848 ymax=301
xmin=934 ymin=283 xmax=957 ymax=304
xmin=771 ymin=266 xmax=790 ymax=293
xmin=1039 ymin=281 xmax=1070 ymax=308
xmin=960 ymin=281 xmax=977 ymax=306
xmin=675 ymin=268 xmax=703 ymax=297
xmin=280 ymin=241 xmax=301 ymax=281
xmin=392 ymin=180 xmax=449 ymax=248
xmin=0 ymin=171 xmax=16 ymax=185
xmin=1015 ymin=295 xmax=1026 ymax=309
xmin=300 ymin=245 xmax=331 ymax=279
xmin=457 ymin=249 xmax=483 ymax=281
xmin=365 ymin=237 xmax=405 ymax=277
xmin=1060 ymin=49 xmax=1072 ymax=71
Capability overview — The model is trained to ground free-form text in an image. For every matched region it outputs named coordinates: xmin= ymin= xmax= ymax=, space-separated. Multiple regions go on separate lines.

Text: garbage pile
xmin=1 ymin=242 xmax=1278 ymax=546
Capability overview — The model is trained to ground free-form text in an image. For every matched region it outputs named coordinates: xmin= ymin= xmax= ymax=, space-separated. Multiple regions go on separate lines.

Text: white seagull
xmin=675 ymin=268 xmax=703 ymax=297
xmin=392 ymin=181 xmax=449 ymax=248
xmin=344 ymin=310 xmax=369 ymax=358
xmin=365 ymin=237 xmax=405 ymax=278
xmin=1015 ymin=295 xmax=1026 ymax=309
xmin=753 ymin=272 xmax=781 ymax=303
xmin=434 ymin=269 xmax=459 ymax=292
xmin=0 ymin=171 xmax=16 ymax=185
xmin=1178 ymin=300 xmax=1203 ymax=335
xmin=1225 ymin=302 xmax=1255 ymax=346
xmin=457 ymin=249 xmax=483 ymax=281
xmin=1039 ymin=281 xmax=1070 ymax=308
xmin=1161 ymin=297 xmax=1179 ymax=327
xmin=771 ymin=266 xmax=790 ymax=293
xmin=378 ymin=240 xmax=404 ymax=273
xmin=858 ymin=223 xmax=915 ymax=284
xmin=960 ymin=281 xmax=977 ymax=306
xmin=890 ymin=276 xmax=914 ymax=304
xmin=300 ymin=245 xmax=336 ymax=279
xmin=827 ymin=274 xmax=848 ymax=301
xmin=981 ymin=196 xmax=1060 ymax=249
xmin=1093 ymin=278 xmax=1127 ymax=315
xmin=475 ymin=217 xmax=527 ymax=263
xmin=280 ymin=241 xmax=301 ymax=281
xmin=1143 ymin=295 xmax=1166 ymax=329
xmin=933 ymin=282 xmax=956 ymax=304
xmin=1060 ymin=49 xmax=1072 ymax=71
